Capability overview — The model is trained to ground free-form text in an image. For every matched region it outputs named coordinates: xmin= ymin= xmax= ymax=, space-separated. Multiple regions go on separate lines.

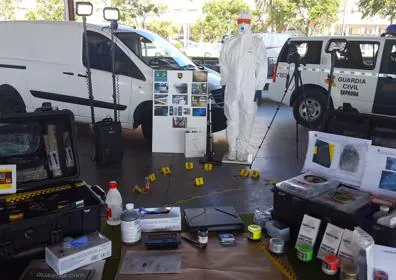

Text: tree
xmin=292 ymin=0 xmax=340 ymax=35
xmin=26 ymin=0 xmax=64 ymax=20
xmin=358 ymin=0 xmax=396 ymax=24
xmin=146 ymin=20 xmax=180 ymax=39
xmin=252 ymin=0 xmax=272 ymax=32
xmin=266 ymin=0 xmax=297 ymax=32
xmin=191 ymin=0 xmax=252 ymax=42
xmin=112 ymin=0 xmax=167 ymax=28
xmin=0 ymin=0 xmax=16 ymax=20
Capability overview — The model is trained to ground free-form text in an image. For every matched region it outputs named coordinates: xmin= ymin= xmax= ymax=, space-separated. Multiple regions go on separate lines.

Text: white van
xmin=268 ymin=34 xmax=396 ymax=127
xmin=0 ymin=21 xmax=224 ymax=140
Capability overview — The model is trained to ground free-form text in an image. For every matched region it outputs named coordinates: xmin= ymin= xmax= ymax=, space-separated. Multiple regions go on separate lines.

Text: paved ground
xmin=77 ymin=100 xmax=309 ymax=213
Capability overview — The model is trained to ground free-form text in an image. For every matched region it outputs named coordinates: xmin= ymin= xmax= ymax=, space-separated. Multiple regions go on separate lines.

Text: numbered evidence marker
xmin=250 ymin=170 xmax=260 ymax=179
xmin=161 ymin=167 xmax=171 ymax=175
xmin=295 ymin=214 xmax=321 ymax=250
xmin=240 ymin=169 xmax=250 ymax=177
xmin=148 ymin=173 xmax=156 ymax=182
xmin=185 ymin=162 xmax=194 ymax=170
xmin=204 ymin=163 xmax=213 ymax=171
xmin=194 ymin=177 xmax=204 ymax=187
xmin=317 ymin=223 xmax=344 ymax=260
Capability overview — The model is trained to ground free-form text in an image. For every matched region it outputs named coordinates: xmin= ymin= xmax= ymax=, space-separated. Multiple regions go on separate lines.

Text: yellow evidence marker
xmin=161 ymin=167 xmax=171 ymax=175
xmin=185 ymin=162 xmax=194 ymax=170
xmin=148 ymin=173 xmax=156 ymax=182
xmin=204 ymin=163 xmax=213 ymax=171
xmin=240 ymin=169 xmax=250 ymax=177
xmin=250 ymin=170 xmax=260 ymax=180
xmin=194 ymin=177 xmax=204 ymax=187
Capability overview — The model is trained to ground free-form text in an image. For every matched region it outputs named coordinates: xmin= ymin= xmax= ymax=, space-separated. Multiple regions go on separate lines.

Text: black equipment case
xmin=0 ymin=108 xmax=104 ymax=276
xmin=272 ymin=109 xmax=396 ymax=248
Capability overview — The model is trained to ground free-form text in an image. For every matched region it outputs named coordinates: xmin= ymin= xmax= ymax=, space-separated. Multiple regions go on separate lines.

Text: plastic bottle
xmin=105 ymin=181 xmax=123 ymax=226
xmin=120 ymin=203 xmax=141 ymax=244
xmin=372 ymin=205 xmax=390 ymax=221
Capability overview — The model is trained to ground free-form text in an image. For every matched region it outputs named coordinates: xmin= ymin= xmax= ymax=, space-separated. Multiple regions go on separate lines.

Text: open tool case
xmin=272 ymin=109 xmax=396 ymax=248
xmin=0 ymin=108 xmax=104 ymax=262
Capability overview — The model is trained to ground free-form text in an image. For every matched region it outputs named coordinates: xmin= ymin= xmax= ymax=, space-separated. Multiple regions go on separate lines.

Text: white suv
xmin=268 ymin=34 xmax=396 ymax=127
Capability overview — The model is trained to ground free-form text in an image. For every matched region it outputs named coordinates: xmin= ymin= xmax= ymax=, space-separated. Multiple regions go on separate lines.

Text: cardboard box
xmin=45 ymin=232 xmax=111 ymax=275
xmin=140 ymin=207 xmax=181 ymax=232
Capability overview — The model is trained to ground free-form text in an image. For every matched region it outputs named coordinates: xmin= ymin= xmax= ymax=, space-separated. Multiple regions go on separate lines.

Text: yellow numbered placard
xmin=148 ymin=173 xmax=156 ymax=182
xmin=250 ymin=170 xmax=260 ymax=179
xmin=161 ymin=167 xmax=171 ymax=175
xmin=185 ymin=162 xmax=194 ymax=170
xmin=204 ymin=163 xmax=213 ymax=171
xmin=194 ymin=177 xmax=204 ymax=187
xmin=240 ymin=169 xmax=250 ymax=177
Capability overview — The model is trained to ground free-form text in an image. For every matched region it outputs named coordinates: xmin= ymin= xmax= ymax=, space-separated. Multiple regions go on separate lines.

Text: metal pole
xmin=110 ymin=25 xmax=117 ymax=122
xmin=83 ymin=16 xmax=95 ymax=125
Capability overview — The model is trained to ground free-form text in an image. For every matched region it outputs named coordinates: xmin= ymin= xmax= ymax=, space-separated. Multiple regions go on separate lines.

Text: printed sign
xmin=317 ymin=223 xmax=344 ymax=260
xmin=0 ymin=165 xmax=16 ymax=194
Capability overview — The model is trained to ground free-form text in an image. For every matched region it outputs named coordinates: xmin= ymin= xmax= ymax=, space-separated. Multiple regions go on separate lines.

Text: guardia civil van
xmin=268 ymin=26 xmax=396 ymax=128
xmin=0 ymin=21 xmax=225 ymax=141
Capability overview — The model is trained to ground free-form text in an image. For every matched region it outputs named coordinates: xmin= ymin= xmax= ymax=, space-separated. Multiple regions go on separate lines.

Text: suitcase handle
xmin=89 ymin=185 xmax=106 ymax=202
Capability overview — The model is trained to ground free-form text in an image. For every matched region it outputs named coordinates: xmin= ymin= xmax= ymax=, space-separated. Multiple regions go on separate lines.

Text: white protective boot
xmin=228 ymin=151 xmax=237 ymax=161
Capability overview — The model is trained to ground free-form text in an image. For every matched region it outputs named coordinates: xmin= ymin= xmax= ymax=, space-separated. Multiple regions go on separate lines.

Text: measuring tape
xmin=248 ymin=225 xmax=262 ymax=241
xmin=259 ymin=243 xmax=297 ymax=280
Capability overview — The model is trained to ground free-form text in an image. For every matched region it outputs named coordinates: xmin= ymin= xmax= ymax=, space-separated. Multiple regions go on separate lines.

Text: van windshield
xmin=116 ymin=30 xmax=196 ymax=70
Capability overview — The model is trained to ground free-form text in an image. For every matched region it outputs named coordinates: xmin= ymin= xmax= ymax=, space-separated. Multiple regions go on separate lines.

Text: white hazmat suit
xmin=219 ymin=12 xmax=268 ymax=161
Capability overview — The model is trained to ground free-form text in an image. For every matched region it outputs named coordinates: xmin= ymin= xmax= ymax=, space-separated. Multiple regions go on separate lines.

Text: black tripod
xmin=199 ymin=94 xmax=222 ymax=165
xmin=251 ymin=57 xmax=310 ymax=166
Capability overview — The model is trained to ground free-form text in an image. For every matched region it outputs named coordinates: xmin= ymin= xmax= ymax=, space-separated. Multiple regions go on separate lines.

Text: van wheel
xmin=293 ymin=89 xmax=327 ymax=129
xmin=0 ymin=85 xmax=26 ymax=115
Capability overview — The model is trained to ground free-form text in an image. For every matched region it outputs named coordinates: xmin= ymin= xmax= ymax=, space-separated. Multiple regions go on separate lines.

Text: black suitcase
xmin=272 ymin=109 xmax=396 ymax=247
xmin=0 ymin=108 xmax=104 ymax=277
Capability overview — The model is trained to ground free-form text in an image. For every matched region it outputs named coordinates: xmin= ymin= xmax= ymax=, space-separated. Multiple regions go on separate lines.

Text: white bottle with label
xmin=372 ymin=205 xmax=390 ymax=221
xmin=120 ymin=203 xmax=142 ymax=244
xmin=105 ymin=181 xmax=123 ymax=226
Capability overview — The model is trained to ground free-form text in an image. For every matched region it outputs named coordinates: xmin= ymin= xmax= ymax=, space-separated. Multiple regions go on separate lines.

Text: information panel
xmin=152 ymin=70 xmax=208 ymax=153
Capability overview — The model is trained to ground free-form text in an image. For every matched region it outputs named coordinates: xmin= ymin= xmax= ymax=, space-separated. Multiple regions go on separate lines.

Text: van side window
xmin=334 ymin=41 xmax=379 ymax=70
xmin=82 ymin=31 xmax=145 ymax=80
xmin=381 ymin=43 xmax=396 ymax=74
xmin=279 ymin=41 xmax=322 ymax=64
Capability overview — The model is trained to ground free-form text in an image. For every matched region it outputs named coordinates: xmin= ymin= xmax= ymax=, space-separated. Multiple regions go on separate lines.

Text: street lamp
xmin=103 ymin=7 xmax=120 ymax=122
xmin=76 ymin=1 xmax=95 ymax=125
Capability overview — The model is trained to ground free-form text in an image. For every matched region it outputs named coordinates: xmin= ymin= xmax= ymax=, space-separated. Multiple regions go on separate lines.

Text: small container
xmin=322 ymin=255 xmax=340 ymax=276
xmin=372 ymin=205 xmax=390 ymax=221
xmin=144 ymin=177 xmax=151 ymax=191
xmin=296 ymin=244 xmax=313 ymax=263
xmin=269 ymin=238 xmax=285 ymax=255
xmin=340 ymin=262 xmax=358 ymax=280
xmin=120 ymin=203 xmax=141 ymax=244
xmin=248 ymin=224 xmax=262 ymax=241
xmin=105 ymin=181 xmax=123 ymax=226
xmin=198 ymin=227 xmax=208 ymax=249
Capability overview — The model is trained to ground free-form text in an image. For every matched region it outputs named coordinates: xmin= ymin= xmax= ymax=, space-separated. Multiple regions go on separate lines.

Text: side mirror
xmin=326 ymin=39 xmax=347 ymax=53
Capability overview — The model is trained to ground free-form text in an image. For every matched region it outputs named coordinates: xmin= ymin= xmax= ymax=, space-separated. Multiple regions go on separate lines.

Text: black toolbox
xmin=0 ymin=108 xmax=104 ymax=275
xmin=272 ymin=109 xmax=396 ymax=247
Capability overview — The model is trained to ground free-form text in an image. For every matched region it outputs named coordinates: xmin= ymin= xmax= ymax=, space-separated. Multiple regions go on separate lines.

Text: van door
xmin=372 ymin=39 xmax=396 ymax=115
xmin=82 ymin=31 xmax=144 ymax=125
xmin=332 ymin=40 xmax=380 ymax=113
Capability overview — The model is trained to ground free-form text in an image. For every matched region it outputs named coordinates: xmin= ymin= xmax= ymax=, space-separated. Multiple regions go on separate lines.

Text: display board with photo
xmin=152 ymin=70 xmax=208 ymax=153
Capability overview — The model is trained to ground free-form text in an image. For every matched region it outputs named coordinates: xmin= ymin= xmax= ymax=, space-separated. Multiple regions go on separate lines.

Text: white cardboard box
xmin=45 ymin=232 xmax=112 ymax=275
xmin=185 ymin=129 xmax=206 ymax=158
xmin=140 ymin=207 xmax=181 ymax=232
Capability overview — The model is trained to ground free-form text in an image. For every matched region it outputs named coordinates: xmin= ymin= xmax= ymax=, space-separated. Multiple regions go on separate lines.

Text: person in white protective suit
xmin=219 ymin=11 xmax=268 ymax=161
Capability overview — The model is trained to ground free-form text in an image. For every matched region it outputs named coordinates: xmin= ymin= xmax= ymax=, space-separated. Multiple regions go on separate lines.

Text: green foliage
xmin=26 ymin=0 xmax=64 ymax=20
xmin=267 ymin=0 xmax=340 ymax=35
xmin=112 ymin=0 xmax=167 ymax=28
xmin=0 ymin=0 xmax=16 ymax=20
xmin=146 ymin=20 xmax=180 ymax=39
xmin=358 ymin=0 xmax=396 ymax=23
xmin=191 ymin=0 xmax=252 ymax=42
